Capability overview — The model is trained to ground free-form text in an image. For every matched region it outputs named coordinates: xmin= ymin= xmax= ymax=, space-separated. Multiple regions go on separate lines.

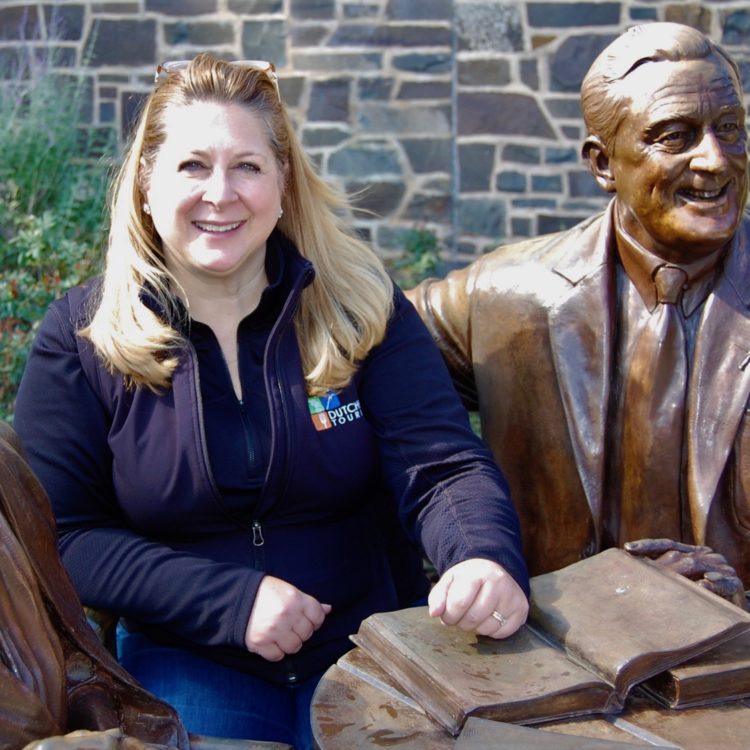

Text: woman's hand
xmin=427 ymin=557 xmax=529 ymax=638
xmin=244 ymin=575 xmax=331 ymax=661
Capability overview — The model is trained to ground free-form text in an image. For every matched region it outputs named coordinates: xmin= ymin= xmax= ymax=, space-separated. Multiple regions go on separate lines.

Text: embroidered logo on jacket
xmin=308 ymin=390 xmax=362 ymax=431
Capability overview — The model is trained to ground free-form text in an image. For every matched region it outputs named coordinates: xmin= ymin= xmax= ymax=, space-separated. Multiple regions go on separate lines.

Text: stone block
xmin=99 ymin=101 xmax=115 ymax=123
xmin=387 ymin=0 xmax=452 ymax=21
xmin=290 ymin=25 xmax=331 ymax=45
xmin=397 ymin=81 xmax=451 ymax=100
xmin=630 ymin=7 xmax=658 ymax=21
xmin=568 ymin=170 xmax=601 ymax=198
xmin=242 ymin=20 xmax=287 ymax=68
xmin=87 ymin=19 xmax=156 ymax=65
xmin=511 ymin=216 xmax=532 ymax=237
xmin=546 ymin=147 xmax=579 ymax=164
xmin=359 ymin=77 xmax=394 ymax=101
xmin=348 ymin=180 xmax=406 ymax=216
xmin=538 ymin=214 xmax=585 ymax=234
xmin=0 ymin=5 xmax=41 ymax=41
xmin=359 ymin=104 xmax=452 ymax=135
xmin=145 ymin=0 xmax=216 ymax=14
xmin=532 ymin=174 xmax=562 ymax=193
xmin=45 ymin=4 xmax=85 ymax=41
xmin=328 ymin=140 xmax=403 ymax=177
xmin=723 ymin=11 xmax=750 ymax=47
xmin=330 ymin=23 xmax=451 ymax=48
xmin=459 ymin=143 xmax=495 ymax=192
xmin=503 ymin=144 xmax=540 ymax=164
xmin=92 ymin=3 xmax=140 ymax=13
xmin=293 ymin=51 xmax=382 ymax=72
xmin=458 ymin=92 xmax=555 ymax=139
xmin=458 ymin=59 xmax=511 ymax=87
xmin=528 ymin=3 xmax=620 ymax=27
xmin=458 ymin=198 xmax=506 ymax=239
xmin=550 ymin=34 xmax=617 ymax=92
xmin=302 ymin=125 xmax=350 ymax=148
xmin=279 ymin=76 xmax=305 ymax=107
xmin=307 ymin=79 xmax=350 ymax=122
xmin=401 ymin=138 xmax=452 ymax=174
xmin=393 ymin=52 xmax=452 ymax=74
xmin=291 ymin=0 xmax=335 ymax=20
xmin=164 ymin=22 xmax=235 ymax=46
xmin=544 ymin=97 xmax=582 ymax=119
xmin=496 ymin=171 xmax=526 ymax=192
xmin=737 ymin=61 xmax=750 ymax=95
xmin=403 ymin=193 xmax=453 ymax=223
xmin=521 ymin=59 xmax=538 ymax=90
xmin=344 ymin=3 xmax=379 ymax=19
xmin=665 ymin=4 xmax=711 ymax=34
xmin=456 ymin=2 xmax=522 ymax=52
xmin=511 ymin=198 xmax=556 ymax=209
xmin=228 ymin=0 xmax=283 ymax=12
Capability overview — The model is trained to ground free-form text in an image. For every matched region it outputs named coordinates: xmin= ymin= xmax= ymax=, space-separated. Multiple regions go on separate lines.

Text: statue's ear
xmin=582 ymin=135 xmax=616 ymax=193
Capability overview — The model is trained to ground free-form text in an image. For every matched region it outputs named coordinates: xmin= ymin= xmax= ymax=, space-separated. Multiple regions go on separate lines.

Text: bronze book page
xmin=353 ymin=608 xmax=617 ymax=735
xmin=530 ymin=548 xmax=750 ymax=692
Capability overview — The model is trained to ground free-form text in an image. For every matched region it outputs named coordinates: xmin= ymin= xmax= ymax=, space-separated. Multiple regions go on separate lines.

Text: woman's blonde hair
xmin=82 ymin=53 xmax=393 ymax=395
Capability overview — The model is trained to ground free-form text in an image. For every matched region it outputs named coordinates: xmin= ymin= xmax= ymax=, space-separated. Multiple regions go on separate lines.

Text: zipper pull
xmin=252 ymin=520 xmax=265 ymax=547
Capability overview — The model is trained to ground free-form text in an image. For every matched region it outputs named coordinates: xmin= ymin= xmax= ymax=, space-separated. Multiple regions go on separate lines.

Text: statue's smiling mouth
xmin=678 ymin=184 xmax=728 ymax=202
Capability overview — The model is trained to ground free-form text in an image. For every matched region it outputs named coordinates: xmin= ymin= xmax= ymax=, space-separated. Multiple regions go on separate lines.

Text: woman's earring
xmin=143 ymin=203 xmax=151 ymax=215
xmin=278 ymin=207 xmax=283 ymax=219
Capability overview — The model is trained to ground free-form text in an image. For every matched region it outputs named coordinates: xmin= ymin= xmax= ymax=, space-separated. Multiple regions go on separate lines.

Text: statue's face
xmin=610 ymin=56 xmax=747 ymax=262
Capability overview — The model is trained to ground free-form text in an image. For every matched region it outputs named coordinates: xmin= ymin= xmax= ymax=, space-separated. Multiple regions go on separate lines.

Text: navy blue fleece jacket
xmin=14 ymin=233 xmax=528 ymax=684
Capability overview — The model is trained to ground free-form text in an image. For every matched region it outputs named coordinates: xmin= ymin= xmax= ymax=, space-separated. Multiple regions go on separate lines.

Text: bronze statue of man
xmin=0 ymin=422 xmax=189 ymax=750
xmin=408 ymin=22 xmax=750 ymax=600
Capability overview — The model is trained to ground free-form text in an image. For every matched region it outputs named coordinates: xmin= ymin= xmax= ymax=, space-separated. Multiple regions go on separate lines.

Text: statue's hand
xmin=624 ymin=538 xmax=746 ymax=610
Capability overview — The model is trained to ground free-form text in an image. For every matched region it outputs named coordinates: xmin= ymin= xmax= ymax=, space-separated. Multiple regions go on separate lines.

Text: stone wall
xmin=2 ymin=0 xmax=749 ymax=261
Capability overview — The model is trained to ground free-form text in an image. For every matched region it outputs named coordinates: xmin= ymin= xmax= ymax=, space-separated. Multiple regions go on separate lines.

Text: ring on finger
xmin=491 ymin=610 xmax=507 ymax=627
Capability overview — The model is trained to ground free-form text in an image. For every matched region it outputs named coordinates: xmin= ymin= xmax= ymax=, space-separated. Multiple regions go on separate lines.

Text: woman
xmin=14 ymin=55 xmax=528 ymax=749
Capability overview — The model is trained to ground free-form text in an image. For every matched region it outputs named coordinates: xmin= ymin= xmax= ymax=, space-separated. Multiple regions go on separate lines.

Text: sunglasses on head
xmin=154 ymin=59 xmax=279 ymax=97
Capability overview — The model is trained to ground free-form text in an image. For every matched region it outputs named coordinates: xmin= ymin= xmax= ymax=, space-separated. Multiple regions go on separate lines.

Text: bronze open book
xmin=352 ymin=548 xmax=750 ymax=735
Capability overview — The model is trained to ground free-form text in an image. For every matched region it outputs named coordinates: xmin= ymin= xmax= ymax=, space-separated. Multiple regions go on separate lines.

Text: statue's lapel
xmin=687 ymin=225 xmax=750 ymax=542
xmin=549 ymin=210 xmax=616 ymax=538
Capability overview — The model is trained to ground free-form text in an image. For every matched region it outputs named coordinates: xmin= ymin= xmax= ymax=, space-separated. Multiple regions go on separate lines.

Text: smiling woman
xmin=12 ymin=54 xmax=529 ymax=750
xmin=143 ymin=100 xmax=285 ymax=393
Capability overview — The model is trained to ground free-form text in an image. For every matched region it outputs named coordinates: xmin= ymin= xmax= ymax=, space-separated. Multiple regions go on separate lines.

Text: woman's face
xmin=144 ymin=99 xmax=285 ymax=288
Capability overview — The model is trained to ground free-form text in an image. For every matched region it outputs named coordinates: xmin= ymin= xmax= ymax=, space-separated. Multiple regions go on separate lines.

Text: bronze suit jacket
xmin=408 ymin=201 xmax=750 ymax=581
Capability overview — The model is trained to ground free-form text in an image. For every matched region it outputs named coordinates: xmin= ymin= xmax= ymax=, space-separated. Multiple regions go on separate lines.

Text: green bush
xmin=0 ymin=47 xmax=114 ymax=421
xmin=389 ymin=226 xmax=444 ymax=288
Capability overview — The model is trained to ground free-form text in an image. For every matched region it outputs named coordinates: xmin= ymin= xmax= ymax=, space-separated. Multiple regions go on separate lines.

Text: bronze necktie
xmin=620 ymin=265 xmax=688 ymax=541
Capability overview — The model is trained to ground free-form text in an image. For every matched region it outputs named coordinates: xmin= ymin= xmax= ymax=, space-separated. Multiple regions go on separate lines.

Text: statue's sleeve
xmin=405 ymin=264 xmax=481 ymax=410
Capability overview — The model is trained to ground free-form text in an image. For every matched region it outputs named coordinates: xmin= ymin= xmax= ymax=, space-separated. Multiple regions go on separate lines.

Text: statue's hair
xmin=581 ymin=23 xmax=741 ymax=153
xmin=81 ymin=53 xmax=393 ymax=395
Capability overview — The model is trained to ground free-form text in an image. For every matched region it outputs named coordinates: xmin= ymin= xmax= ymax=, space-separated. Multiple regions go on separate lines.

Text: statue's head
xmin=581 ymin=23 xmax=748 ymax=263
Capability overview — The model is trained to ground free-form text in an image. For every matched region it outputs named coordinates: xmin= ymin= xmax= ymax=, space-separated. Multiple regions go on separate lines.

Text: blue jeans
xmin=117 ymin=625 xmax=322 ymax=750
